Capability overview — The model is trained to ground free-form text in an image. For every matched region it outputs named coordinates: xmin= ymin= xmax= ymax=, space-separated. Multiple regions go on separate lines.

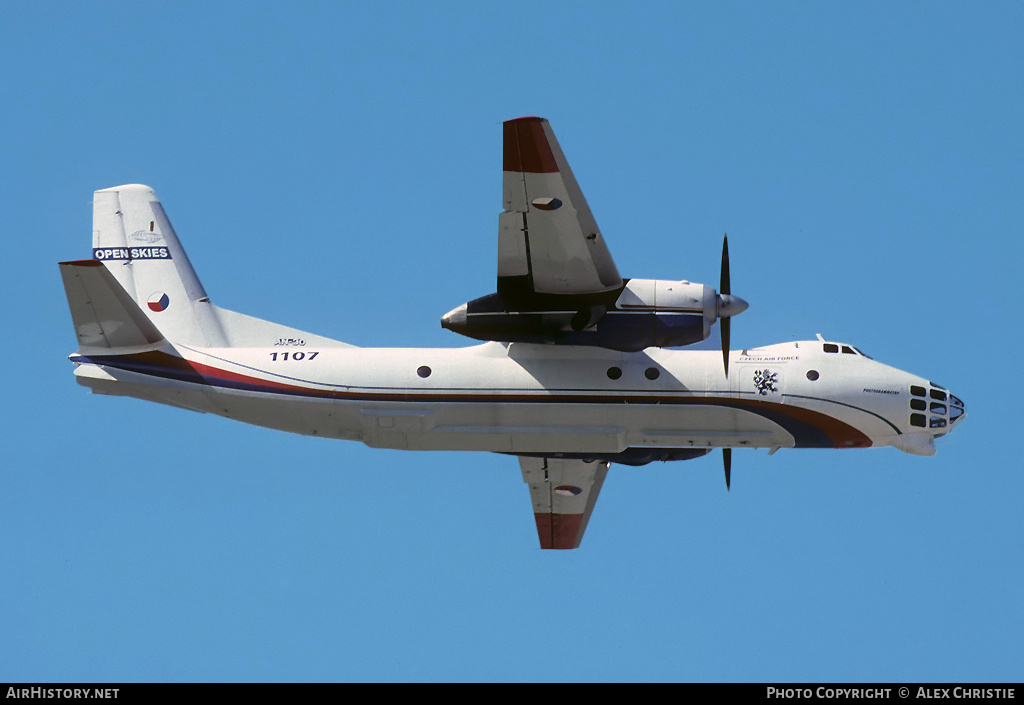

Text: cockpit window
xmin=822 ymin=342 xmax=870 ymax=358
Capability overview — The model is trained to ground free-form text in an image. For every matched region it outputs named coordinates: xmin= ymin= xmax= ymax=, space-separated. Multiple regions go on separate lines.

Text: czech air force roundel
xmin=147 ymin=292 xmax=170 ymax=312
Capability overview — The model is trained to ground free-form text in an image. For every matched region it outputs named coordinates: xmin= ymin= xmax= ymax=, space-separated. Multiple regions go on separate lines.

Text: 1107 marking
xmin=269 ymin=351 xmax=319 ymax=362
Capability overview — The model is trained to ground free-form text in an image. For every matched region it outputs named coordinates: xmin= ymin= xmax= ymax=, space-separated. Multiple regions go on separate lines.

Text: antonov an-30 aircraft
xmin=60 ymin=117 xmax=965 ymax=549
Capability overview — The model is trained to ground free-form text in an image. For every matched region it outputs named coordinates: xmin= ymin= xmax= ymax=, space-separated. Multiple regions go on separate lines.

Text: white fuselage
xmin=71 ymin=339 xmax=962 ymax=459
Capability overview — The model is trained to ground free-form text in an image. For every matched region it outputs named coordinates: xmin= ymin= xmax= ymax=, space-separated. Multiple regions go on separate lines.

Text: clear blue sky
xmin=2 ymin=1 xmax=1020 ymax=682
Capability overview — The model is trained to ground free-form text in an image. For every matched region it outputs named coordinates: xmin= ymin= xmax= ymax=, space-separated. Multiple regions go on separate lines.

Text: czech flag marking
xmin=147 ymin=292 xmax=170 ymax=312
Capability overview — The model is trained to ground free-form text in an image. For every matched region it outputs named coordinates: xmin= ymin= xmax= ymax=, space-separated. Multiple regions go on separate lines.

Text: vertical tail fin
xmin=92 ymin=184 xmax=227 ymax=347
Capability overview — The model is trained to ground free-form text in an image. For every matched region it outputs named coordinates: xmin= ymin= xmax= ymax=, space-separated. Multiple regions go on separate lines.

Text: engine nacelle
xmin=441 ymin=277 xmax=743 ymax=352
xmin=613 ymin=278 xmax=718 ymax=342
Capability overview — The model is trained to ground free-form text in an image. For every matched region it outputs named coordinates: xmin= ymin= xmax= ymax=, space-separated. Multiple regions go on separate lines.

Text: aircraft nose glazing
xmin=947 ymin=392 xmax=966 ymax=426
xmin=909 ymin=383 xmax=965 ymax=433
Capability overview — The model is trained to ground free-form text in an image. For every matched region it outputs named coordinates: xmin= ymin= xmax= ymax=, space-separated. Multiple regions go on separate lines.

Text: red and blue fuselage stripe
xmin=71 ymin=351 xmax=876 ymax=449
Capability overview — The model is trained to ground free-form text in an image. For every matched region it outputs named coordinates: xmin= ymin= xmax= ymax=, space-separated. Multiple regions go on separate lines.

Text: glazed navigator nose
xmin=946 ymin=391 xmax=965 ymax=428
xmin=909 ymin=383 xmax=964 ymax=433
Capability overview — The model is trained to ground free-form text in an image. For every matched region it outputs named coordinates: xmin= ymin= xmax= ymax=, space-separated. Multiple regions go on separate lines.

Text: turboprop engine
xmin=443 ymin=234 xmax=747 ymax=374
xmin=442 ymin=275 xmax=747 ymax=353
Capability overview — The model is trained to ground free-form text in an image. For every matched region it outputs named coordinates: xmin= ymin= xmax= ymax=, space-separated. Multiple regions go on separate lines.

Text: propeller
xmin=718 ymin=233 xmax=744 ymax=491
xmin=723 ymin=448 xmax=732 ymax=491
xmin=720 ymin=234 xmax=731 ymax=378
xmin=716 ymin=233 xmax=748 ymax=378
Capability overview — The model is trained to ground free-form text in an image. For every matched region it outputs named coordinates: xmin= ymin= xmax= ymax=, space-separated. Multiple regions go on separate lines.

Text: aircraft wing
xmin=499 ymin=117 xmax=622 ymax=298
xmin=519 ymin=456 xmax=610 ymax=549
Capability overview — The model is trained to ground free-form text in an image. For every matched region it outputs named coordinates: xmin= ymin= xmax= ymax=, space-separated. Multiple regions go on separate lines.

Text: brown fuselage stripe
xmin=76 ymin=350 xmax=876 ymax=449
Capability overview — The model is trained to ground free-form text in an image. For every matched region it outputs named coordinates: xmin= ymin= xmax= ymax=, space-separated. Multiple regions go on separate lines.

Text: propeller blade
xmin=723 ymin=448 xmax=732 ymax=491
xmin=722 ymin=316 xmax=730 ymax=378
xmin=721 ymin=234 xmax=731 ymax=377
xmin=720 ymin=233 xmax=731 ymax=295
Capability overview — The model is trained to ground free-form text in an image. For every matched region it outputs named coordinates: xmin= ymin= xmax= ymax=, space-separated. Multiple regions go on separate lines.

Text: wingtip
xmin=94 ymin=183 xmax=155 ymax=194
xmin=534 ymin=512 xmax=584 ymax=549
xmin=504 ymin=118 xmax=558 ymax=173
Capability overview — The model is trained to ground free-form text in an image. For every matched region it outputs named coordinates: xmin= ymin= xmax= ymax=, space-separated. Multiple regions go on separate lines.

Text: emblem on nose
xmin=753 ymin=369 xmax=779 ymax=396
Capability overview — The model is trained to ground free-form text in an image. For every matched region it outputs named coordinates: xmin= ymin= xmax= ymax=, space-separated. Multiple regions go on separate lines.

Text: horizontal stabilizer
xmin=59 ymin=260 xmax=166 ymax=351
